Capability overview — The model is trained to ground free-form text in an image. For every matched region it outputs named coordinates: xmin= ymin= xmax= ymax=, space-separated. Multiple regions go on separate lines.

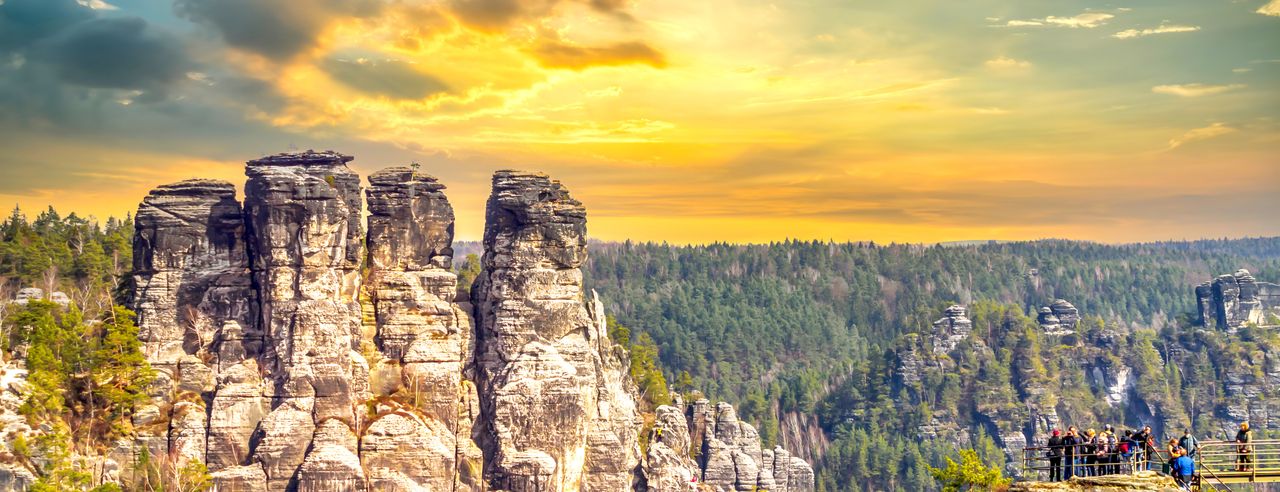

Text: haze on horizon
xmin=0 ymin=0 xmax=1277 ymax=244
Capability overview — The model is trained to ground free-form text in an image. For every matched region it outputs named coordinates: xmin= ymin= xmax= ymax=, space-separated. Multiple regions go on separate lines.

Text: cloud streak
xmin=1168 ymin=122 xmax=1235 ymax=149
xmin=1005 ymin=12 xmax=1115 ymax=29
xmin=1151 ymin=83 xmax=1246 ymax=97
xmin=1112 ymin=24 xmax=1200 ymax=39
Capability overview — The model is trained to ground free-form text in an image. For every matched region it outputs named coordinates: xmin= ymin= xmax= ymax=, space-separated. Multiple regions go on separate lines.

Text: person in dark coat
xmin=1063 ymin=427 xmax=1079 ymax=480
xmin=1047 ymin=429 xmax=1064 ymax=481
xmin=1237 ymin=422 xmax=1254 ymax=472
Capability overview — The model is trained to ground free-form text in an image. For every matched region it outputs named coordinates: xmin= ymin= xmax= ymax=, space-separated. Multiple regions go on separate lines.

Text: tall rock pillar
xmin=361 ymin=167 xmax=483 ymax=490
xmin=472 ymin=171 xmax=641 ymax=491
xmin=242 ymin=151 xmax=368 ymax=491
xmin=131 ymin=179 xmax=255 ymax=462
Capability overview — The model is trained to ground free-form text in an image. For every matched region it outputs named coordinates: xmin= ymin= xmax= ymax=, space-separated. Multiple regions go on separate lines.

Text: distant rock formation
xmin=931 ymin=304 xmax=973 ymax=354
xmin=124 ymin=152 xmax=809 ymax=491
xmin=1037 ymin=299 xmax=1079 ymax=335
xmin=1196 ymin=268 xmax=1280 ymax=331
xmin=643 ymin=398 xmax=814 ymax=492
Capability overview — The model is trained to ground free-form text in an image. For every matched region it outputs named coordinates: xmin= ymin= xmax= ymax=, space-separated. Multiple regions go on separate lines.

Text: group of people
xmin=1041 ymin=422 xmax=1256 ymax=490
xmin=1044 ymin=425 xmax=1177 ymax=480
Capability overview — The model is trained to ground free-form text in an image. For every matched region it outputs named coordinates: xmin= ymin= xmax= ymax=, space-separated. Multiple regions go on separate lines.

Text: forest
xmin=2 ymin=206 xmax=1279 ymax=490
xmin=581 ymin=238 xmax=1280 ymax=490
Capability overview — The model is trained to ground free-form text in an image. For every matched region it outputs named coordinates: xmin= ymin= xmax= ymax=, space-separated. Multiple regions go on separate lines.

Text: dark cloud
xmin=451 ymin=0 xmax=632 ymax=31
xmin=174 ymin=0 xmax=383 ymax=60
xmin=531 ymin=40 xmax=665 ymax=70
xmin=320 ymin=57 xmax=448 ymax=99
xmin=33 ymin=17 xmax=190 ymax=91
xmin=0 ymin=0 xmax=93 ymax=51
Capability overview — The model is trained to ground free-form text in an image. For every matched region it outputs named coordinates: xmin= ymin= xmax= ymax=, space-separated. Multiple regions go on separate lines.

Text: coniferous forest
xmin=2 ymin=206 xmax=1279 ymax=490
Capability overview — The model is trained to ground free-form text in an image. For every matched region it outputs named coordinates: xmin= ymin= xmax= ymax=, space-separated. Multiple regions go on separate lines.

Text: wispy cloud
xmin=1152 ymin=83 xmax=1246 ymax=97
xmin=985 ymin=56 xmax=1031 ymax=69
xmin=1112 ymin=24 xmax=1200 ymax=39
xmin=1006 ymin=12 xmax=1115 ymax=28
xmin=1258 ymin=0 xmax=1280 ymax=16
xmin=1168 ymin=122 xmax=1235 ymax=149
xmin=76 ymin=0 xmax=118 ymax=10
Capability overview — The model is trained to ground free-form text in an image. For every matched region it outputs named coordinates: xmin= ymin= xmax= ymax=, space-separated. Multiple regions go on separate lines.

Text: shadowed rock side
xmin=471 ymin=170 xmax=643 ymax=491
xmin=127 ymin=155 xmax=812 ymax=491
xmin=130 ymin=179 xmax=255 ymax=464
xmin=363 ymin=167 xmax=483 ymax=491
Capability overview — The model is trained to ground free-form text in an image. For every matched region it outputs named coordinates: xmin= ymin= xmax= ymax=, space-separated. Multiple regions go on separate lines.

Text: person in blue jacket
xmin=1171 ymin=447 xmax=1195 ymax=490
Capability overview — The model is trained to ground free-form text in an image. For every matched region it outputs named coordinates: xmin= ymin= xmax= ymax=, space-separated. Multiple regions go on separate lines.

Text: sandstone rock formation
xmin=1196 ymin=268 xmax=1280 ymax=331
xmin=362 ymin=167 xmax=482 ymax=491
xmin=1037 ymin=299 xmax=1079 ymax=335
xmin=931 ymin=304 xmax=973 ymax=355
xmin=471 ymin=170 xmax=642 ymax=490
xmin=643 ymin=399 xmax=814 ymax=492
xmin=127 ymin=153 xmax=811 ymax=491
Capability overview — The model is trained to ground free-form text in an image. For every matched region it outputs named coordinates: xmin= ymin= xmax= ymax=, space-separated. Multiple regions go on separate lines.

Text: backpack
xmin=1119 ymin=441 xmax=1130 ymax=454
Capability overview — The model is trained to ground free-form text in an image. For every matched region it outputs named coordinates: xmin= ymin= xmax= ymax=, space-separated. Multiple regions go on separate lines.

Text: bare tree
xmin=40 ymin=264 xmax=58 ymax=298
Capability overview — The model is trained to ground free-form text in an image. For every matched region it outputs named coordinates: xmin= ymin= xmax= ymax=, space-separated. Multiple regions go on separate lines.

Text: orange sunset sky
xmin=0 ymin=0 xmax=1277 ymax=243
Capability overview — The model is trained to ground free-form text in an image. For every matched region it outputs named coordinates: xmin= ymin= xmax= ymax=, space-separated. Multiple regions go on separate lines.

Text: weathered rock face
xmin=1038 ymin=299 xmax=1079 ymax=334
xmin=931 ymin=304 xmax=973 ymax=354
xmin=131 ymin=179 xmax=256 ymax=464
xmin=641 ymin=400 xmax=815 ymax=492
xmin=471 ymin=170 xmax=642 ymax=490
xmin=129 ymin=157 xmax=813 ymax=492
xmin=242 ymin=151 xmax=368 ymax=490
xmin=363 ymin=167 xmax=482 ymax=491
xmin=1196 ymin=269 xmax=1280 ymax=331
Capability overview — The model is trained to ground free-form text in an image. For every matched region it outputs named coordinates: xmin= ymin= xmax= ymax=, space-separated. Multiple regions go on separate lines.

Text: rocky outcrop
xmin=362 ymin=167 xmax=482 ymax=491
xmin=931 ymin=304 xmax=973 ymax=354
xmin=471 ymin=170 xmax=642 ymax=490
xmin=642 ymin=400 xmax=814 ymax=492
xmin=126 ymin=154 xmax=813 ymax=492
xmin=131 ymin=178 xmax=255 ymax=463
xmin=1196 ymin=269 xmax=1280 ymax=331
xmin=1011 ymin=471 xmax=1179 ymax=491
xmin=241 ymin=151 xmax=368 ymax=490
xmin=1037 ymin=299 xmax=1079 ymax=335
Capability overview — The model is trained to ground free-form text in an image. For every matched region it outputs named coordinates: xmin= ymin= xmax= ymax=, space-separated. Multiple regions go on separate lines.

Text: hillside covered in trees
xmin=2 ymin=205 xmax=1278 ymax=491
xmin=581 ymin=238 xmax=1280 ymax=490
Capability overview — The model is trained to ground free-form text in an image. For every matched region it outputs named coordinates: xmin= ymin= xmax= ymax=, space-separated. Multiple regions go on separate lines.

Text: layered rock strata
xmin=470 ymin=171 xmax=642 ymax=490
xmin=362 ymin=167 xmax=482 ymax=491
xmin=643 ymin=399 xmax=814 ymax=492
xmin=1196 ymin=269 xmax=1280 ymax=331
xmin=1037 ymin=299 xmax=1080 ymax=335
xmin=128 ymin=153 xmax=812 ymax=491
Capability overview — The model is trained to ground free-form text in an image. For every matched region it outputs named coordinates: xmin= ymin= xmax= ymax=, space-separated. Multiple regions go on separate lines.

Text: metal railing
xmin=1021 ymin=439 xmax=1280 ymax=491
xmin=1020 ymin=444 xmax=1163 ymax=480
xmin=1196 ymin=439 xmax=1280 ymax=485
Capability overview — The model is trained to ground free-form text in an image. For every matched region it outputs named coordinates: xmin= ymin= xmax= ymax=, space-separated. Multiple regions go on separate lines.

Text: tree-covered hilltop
xmin=581 ymin=238 xmax=1280 ymax=491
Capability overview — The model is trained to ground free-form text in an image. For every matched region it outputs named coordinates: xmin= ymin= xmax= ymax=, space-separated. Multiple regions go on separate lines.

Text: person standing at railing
xmin=1140 ymin=425 xmax=1158 ymax=471
xmin=1119 ymin=430 xmax=1136 ymax=474
xmin=1047 ymin=429 xmax=1064 ymax=482
xmin=1133 ymin=425 xmax=1151 ymax=470
xmin=1063 ymin=427 xmax=1080 ymax=480
xmin=1178 ymin=429 xmax=1198 ymax=459
xmin=1083 ymin=429 xmax=1098 ymax=476
xmin=1171 ymin=447 xmax=1195 ymax=491
xmin=1237 ymin=422 xmax=1254 ymax=472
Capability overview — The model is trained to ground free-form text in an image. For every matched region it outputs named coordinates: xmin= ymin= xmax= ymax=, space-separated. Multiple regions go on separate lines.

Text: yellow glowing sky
xmin=0 ymin=0 xmax=1277 ymax=243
